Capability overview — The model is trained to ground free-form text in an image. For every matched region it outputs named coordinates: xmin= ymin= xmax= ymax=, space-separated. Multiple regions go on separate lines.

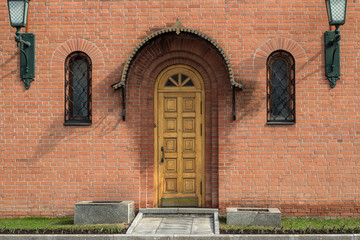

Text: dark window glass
xmin=180 ymin=74 xmax=188 ymax=84
xmin=183 ymin=79 xmax=194 ymax=87
xmin=64 ymin=51 xmax=92 ymax=125
xmin=267 ymin=50 xmax=295 ymax=124
xmin=171 ymin=74 xmax=179 ymax=84
xmin=165 ymin=79 xmax=177 ymax=87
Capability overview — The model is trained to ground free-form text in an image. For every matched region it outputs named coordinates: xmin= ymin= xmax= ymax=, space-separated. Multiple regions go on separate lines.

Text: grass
xmin=0 ymin=217 xmax=128 ymax=233
xmin=1 ymin=216 xmax=360 ymax=234
xmin=219 ymin=216 xmax=360 ymax=233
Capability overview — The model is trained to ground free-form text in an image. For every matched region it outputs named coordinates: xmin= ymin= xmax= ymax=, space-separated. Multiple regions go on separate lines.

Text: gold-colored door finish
xmin=154 ymin=65 xmax=205 ymax=207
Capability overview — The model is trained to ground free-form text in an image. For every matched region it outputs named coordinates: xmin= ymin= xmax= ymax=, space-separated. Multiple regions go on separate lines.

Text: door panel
xmin=155 ymin=65 xmax=204 ymax=207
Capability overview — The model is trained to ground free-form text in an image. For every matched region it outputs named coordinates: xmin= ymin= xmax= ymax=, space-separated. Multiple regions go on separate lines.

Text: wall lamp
xmin=7 ymin=0 xmax=35 ymax=90
xmin=324 ymin=0 xmax=347 ymax=88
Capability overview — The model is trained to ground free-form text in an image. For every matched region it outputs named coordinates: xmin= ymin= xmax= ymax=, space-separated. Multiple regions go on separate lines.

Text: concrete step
xmin=127 ymin=208 xmax=219 ymax=235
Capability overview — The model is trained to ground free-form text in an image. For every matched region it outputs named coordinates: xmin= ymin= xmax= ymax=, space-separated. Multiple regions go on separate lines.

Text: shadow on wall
xmin=30 ymin=65 xmax=125 ymax=160
xmin=234 ymin=56 xmax=263 ymax=121
xmin=0 ymin=50 xmax=3 ymax=74
xmin=0 ymin=52 xmax=17 ymax=80
xmin=235 ymin=47 xmax=319 ymax=122
xmin=299 ymin=50 xmax=322 ymax=84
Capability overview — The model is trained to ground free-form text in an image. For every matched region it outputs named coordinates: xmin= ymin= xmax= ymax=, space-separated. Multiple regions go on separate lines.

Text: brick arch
xmin=253 ymin=38 xmax=308 ymax=68
xmin=125 ymin=33 xmax=229 ymax=208
xmin=51 ymin=38 xmax=104 ymax=70
xmin=127 ymin=33 xmax=230 ymax=90
xmin=141 ymin=51 xmax=218 ymax=92
xmin=112 ymin=19 xmax=242 ymax=89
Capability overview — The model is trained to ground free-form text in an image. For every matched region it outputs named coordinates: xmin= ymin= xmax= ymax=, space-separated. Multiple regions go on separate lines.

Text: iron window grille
xmin=266 ymin=50 xmax=295 ymax=124
xmin=64 ymin=51 xmax=92 ymax=125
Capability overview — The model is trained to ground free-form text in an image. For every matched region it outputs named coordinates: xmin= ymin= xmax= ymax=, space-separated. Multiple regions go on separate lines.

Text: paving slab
xmin=128 ymin=208 xmax=218 ymax=235
xmin=131 ymin=217 xmax=163 ymax=235
xmin=191 ymin=217 xmax=214 ymax=234
xmin=156 ymin=217 xmax=193 ymax=235
xmin=130 ymin=215 xmax=214 ymax=235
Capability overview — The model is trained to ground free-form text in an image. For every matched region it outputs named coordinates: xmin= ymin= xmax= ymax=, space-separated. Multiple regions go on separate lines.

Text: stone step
xmin=127 ymin=208 xmax=219 ymax=235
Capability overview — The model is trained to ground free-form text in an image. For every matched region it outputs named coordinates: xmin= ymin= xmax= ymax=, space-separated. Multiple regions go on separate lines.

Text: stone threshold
xmin=1 ymin=234 xmax=360 ymax=239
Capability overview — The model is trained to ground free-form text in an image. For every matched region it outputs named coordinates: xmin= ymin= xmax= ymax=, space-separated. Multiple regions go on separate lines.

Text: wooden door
xmin=155 ymin=65 xmax=204 ymax=207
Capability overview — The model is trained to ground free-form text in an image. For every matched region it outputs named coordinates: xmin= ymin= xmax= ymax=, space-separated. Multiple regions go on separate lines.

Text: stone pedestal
xmin=226 ymin=208 xmax=281 ymax=228
xmin=74 ymin=201 xmax=135 ymax=225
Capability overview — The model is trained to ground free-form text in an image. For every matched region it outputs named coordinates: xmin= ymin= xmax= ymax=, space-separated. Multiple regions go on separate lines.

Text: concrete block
xmin=74 ymin=200 xmax=135 ymax=225
xmin=175 ymin=236 xmax=231 ymax=240
xmin=354 ymin=235 xmax=360 ymax=240
xmin=296 ymin=235 xmax=353 ymax=240
xmin=54 ymin=236 xmax=114 ymax=240
xmin=234 ymin=236 xmax=294 ymax=240
xmin=0 ymin=236 xmax=54 ymax=240
xmin=178 ymin=208 xmax=218 ymax=214
xmin=139 ymin=208 xmax=179 ymax=214
xmin=226 ymin=208 xmax=281 ymax=228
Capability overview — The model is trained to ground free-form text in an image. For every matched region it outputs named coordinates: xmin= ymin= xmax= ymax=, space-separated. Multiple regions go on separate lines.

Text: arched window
xmin=64 ymin=51 xmax=92 ymax=125
xmin=267 ymin=50 xmax=295 ymax=124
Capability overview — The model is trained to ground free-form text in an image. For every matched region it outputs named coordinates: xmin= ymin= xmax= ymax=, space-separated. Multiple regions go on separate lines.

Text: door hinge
xmin=200 ymin=123 xmax=202 ymax=136
xmin=200 ymin=181 xmax=202 ymax=195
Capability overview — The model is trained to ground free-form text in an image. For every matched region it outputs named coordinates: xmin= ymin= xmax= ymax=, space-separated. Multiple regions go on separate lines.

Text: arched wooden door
xmin=154 ymin=65 xmax=205 ymax=207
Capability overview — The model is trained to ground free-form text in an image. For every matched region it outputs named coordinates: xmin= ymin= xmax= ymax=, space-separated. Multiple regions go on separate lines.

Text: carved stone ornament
xmin=111 ymin=19 xmax=243 ymax=90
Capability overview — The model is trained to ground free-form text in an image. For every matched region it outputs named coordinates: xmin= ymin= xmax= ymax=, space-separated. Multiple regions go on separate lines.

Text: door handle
xmin=160 ymin=146 xmax=164 ymax=165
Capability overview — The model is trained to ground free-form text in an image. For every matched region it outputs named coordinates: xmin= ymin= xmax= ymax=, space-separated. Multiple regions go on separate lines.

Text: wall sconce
xmin=324 ymin=0 xmax=347 ymax=88
xmin=7 ymin=0 xmax=35 ymax=90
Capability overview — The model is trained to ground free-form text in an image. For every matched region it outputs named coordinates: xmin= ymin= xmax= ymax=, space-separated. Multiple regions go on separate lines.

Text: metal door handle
xmin=160 ymin=146 xmax=164 ymax=165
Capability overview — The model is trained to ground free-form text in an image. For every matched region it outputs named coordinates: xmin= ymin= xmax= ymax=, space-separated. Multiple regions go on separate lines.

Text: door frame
xmin=154 ymin=64 xmax=205 ymax=207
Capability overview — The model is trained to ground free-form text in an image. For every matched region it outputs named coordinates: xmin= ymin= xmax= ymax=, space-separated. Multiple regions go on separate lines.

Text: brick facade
xmin=0 ymin=0 xmax=359 ymax=217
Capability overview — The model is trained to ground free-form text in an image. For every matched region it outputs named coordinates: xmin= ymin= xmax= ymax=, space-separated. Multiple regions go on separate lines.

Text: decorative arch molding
xmin=51 ymin=38 xmax=104 ymax=70
xmin=253 ymin=38 xmax=308 ymax=68
xmin=112 ymin=19 xmax=242 ymax=89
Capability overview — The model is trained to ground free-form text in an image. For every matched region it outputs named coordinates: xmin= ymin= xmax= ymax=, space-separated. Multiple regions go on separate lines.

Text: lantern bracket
xmin=13 ymin=27 xmax=35 ymax=89
xmin=324 ymin=28 xmax=341 ymax=88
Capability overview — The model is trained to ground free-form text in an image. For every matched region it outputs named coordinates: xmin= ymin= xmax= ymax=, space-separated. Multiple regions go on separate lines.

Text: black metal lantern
xmin=7 ymin=0 xmax=35 ymax=90
xmin=7 ymin=0 xmax=29 ymax=28
xmin=325 ymin=0 xmax=347 ymax=26
xmin=324 ymin=0 xmax=348 ymax=88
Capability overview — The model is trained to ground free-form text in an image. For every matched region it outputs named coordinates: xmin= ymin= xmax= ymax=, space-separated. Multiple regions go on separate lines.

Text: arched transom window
xmin=165 ymin=73 xmax=195 ymax=87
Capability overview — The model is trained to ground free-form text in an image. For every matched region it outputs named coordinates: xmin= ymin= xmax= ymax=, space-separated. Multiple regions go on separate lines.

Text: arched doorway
xmin=111 ymin=20 xmax=242 ymax=208
xmin=154 ymin=65 xmax=205 ymax=207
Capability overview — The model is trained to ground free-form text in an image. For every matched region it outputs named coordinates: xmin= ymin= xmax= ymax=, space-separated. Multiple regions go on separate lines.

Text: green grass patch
xmin=2 ymin=216 xmax=360 ymax=234
xmin=0 ymin=217 xmax=128 ymax=233
xmin=219 ymin=216 xmax=360 ymax=234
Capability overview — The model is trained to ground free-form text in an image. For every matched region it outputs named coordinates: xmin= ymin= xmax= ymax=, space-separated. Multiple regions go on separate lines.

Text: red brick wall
xmin=0 ymin=0 xmax=359 ymax=217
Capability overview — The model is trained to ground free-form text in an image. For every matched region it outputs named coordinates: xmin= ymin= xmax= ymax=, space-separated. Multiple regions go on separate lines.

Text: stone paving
xmin=127 ymin=208 xmax=219 ymax=235
xmin=130 ymin=214 xmax=215 ymax=235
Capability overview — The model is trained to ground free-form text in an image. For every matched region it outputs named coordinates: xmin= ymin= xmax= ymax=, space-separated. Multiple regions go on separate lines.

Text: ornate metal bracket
xmin=121 ymin=86 xmax=126 ymax=121
xmin=15 ymin=27 xmax=35 ymax=89
xmin=325 ymin=27 xmax=341 ymax=88
xmin=232 ymin=84 xmax=243 ymax=121
xmin=111 ymin=82 xmax=126 ymax=121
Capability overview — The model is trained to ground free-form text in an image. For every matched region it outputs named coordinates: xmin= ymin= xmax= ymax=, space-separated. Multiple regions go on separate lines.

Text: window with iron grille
xmin=64 ymin=51 xmax=92 ymax=125
xmin=266 ymin=50 xmax=295 ymax=124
